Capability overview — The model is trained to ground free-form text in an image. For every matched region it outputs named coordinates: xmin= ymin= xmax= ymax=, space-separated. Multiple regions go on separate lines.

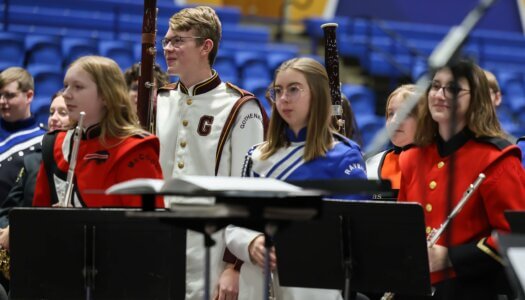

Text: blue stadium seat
xmin=62 ymin=37 xmax=99 ymax=66
xmin=27 ymin=64 xmax=63 ymax=100
xmin=99 ymin=40 xmax=135 ymax=70
xmin=25 ymin=34 xmax=62 ymax=67
xmin=0 ymin=32 xmax=26 ymax=68
xmin=355 ymin=113 xmax=384 ymax=149
xmin=214 ymin=50 xmax=238 ymax=84
xmin=242 ymin=78 xmax=272 ymax=117
xmin=31 ymin=97 xmax=51 ymax=129
xmin=342 ymin=84 xmax=376 ymax=115
xmin=235 ymin=51 xmax=271 ymax=83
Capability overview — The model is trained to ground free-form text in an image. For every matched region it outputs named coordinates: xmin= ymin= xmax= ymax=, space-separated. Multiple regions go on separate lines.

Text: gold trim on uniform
xmin=425 ymin=203 xmax=433 ymax=212
xmin=429 ymin=180 xmax=437 ymax=190
xmin=180 ymin=141 xmax=187 ymax=148
xmin=437 ymin=161 xmax=445 ymax=168
xmin=426 ymin=226 xmax=432 ymax=234
xmin=477 ymin=238 xmax=503 ymax=264
xmin=182 ymin=120 xmax=189 ymax=127
xmin=187 ymin=99 xmax=193 ymax=105
xmin=178 ymin=161 xmax=185 ymax=169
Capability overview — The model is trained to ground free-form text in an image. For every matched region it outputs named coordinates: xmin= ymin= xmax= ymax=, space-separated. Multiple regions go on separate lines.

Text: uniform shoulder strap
xmin=215 ymin=83 xmax=269 ymax=176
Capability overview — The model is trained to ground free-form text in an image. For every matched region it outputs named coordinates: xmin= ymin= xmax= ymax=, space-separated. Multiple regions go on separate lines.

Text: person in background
xmin=155 ymin=6 xmax=267 ymax=300
xmin=398 ymin=60 xmax=525 ymax=299
xmin=0 ymin=67 xmax=46 ymax=207
xmin=33 ymin=55 xmax=164 ymax=208
xmin=226 ymin=57 xmax=367 ymax=299
xmin=366 ymin=84 xmax=418 ymax=194
xmin=483 ymin=70 xmax=502 ymax=108
xmin=0 ymin=90 xmax=70 ymax=230
xmin=123 ymin=62 xmax=170 ymax=106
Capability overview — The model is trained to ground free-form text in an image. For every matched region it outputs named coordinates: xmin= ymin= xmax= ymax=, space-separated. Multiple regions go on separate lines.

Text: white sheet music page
xmin=177 ymin=175 xmax=303 ymax=192
xmin=508 ymin=247 xmax=525 ymax=290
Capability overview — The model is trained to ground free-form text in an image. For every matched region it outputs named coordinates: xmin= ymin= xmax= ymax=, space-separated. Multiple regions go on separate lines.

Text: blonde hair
xmin=68 ymin=56 xmax=148 ymax=146
xmin=415 ymin=60 xmax=504 ymax=146
xmin=169 ymin=6 xmax=222 ymax=66
xmin=384 ymin=84 xmax=419 ymax=119
xmin=0 ymin=67 xmax=34 ymax=91
xmin=260 ymin=57 xmax=334 ymax=162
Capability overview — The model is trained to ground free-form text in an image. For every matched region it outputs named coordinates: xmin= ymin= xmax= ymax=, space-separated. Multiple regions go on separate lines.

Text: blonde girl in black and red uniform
xmin=33 ymin=55 xmax=164 ymax=208
xmin=398 ymin=60 xmax=525 ymax=299
xmin=366 ymin=84 xmax=418 ymax=192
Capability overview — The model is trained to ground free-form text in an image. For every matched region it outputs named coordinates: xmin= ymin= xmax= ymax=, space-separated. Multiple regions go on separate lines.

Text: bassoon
xmin=137 ymin=0 xmax=158 ymax=133
xmin=321 ymin=23 xmax=346 ymax=136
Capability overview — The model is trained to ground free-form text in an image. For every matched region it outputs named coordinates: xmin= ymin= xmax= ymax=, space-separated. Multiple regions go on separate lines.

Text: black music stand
xmin=496 ymin=232 xmax=525 ymax=300
xmin=505 ymin=210 xmax=525 ymax=234
xmin=9 ymin=208 xmax=186 ymax=300
xmin=274 ymin=200 xmax=432 ymax=297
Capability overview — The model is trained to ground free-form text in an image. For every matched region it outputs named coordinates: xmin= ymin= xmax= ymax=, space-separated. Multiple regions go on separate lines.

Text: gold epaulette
xmin=158 ymin=82 xmax=178 ymax=91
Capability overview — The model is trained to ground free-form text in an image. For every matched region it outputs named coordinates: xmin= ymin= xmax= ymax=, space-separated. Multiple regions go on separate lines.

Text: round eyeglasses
xmin=268 ymin=85 xmax=305 ymax=102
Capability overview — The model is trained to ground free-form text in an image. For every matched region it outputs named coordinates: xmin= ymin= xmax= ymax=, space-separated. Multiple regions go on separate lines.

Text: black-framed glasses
xmin=161 ymin=36 xmax=205 ymax=48
xmin=0 ymin=91 xmax=21 ymax=101
xmin=429 ymin=81 xmax=470 ymax=98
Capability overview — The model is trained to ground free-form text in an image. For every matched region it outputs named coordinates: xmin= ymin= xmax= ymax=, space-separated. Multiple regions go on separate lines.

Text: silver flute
xmin=381 ymin=173 xmax=486 ymax=300
xmin=61 ymin=111 xmax=85 ymax=207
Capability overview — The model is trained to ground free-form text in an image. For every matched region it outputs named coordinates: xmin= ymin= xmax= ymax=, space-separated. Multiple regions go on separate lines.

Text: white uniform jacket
xmin=156 ymin=71 xmax=266 ymax=300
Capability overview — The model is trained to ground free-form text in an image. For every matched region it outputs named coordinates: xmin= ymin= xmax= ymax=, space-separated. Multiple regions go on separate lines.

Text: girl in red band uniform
xmin=33 ymin=56 xmax=164 ymax=208
xmin=398 ymin=60 xmax=525 ymax=299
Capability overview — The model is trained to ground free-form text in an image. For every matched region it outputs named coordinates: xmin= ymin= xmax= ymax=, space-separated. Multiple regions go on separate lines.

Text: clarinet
xmin=61 ymin=112 xmax=85 ymax=207
xmin=381 ymin=173 xmax=486 ymax=300
xmin=137 ymin=0 xmax=158 ymax=133
xmin=321 ymin=23 xmax=346 ymax=136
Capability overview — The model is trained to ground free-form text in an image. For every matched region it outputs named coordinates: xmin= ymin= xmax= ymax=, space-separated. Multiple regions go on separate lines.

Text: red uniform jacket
xmin=398 ymin=129 xmax=525 ymax=285
xmin=33 ymin=125 xmax=164 ymax=208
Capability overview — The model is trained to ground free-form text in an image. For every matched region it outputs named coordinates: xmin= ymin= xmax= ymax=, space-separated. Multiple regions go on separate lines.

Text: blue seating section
xmin=305 ymin=16 xmax=525 ymax=143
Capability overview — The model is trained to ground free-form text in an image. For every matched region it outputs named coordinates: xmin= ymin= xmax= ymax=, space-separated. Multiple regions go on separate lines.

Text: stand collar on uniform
xmin=286 ymin=127 xmax=307 ymax=142
xmin=1 ymin=116 xmax=37 ymax=132
xmin=178 ymin=70 xmax=221 ymax=96
xmin=436 ymin=127 xmax=474 ymax=157
xmin=83 ymin=123 xmax=101 ymax=140
xmin=393 ymin=144 xmax=414 ymax=154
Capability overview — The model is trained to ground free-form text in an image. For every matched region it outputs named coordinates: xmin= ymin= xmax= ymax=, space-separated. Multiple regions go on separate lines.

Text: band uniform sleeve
xmin=339 ymin=147 xmax=367 ymax=180
xmin=225 ymin=224 xmax=262 ymax=264
xmin=449 ymin=153 xmax=525 ymax=278
xmin=33 ymin=162 xmax=51 ymax=207
xmin=230 ymin=100 xmax=265 ymax=177
xmin=115 ymin=137 xmax=164 ymax=208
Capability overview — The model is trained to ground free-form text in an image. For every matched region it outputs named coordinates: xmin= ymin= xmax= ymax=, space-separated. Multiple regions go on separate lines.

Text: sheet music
xmin=508 ymin=247 xmax=525 ymax=290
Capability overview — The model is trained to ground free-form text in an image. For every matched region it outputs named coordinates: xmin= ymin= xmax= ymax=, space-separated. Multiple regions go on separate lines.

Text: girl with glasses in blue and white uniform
xmin=225 ymin=57 xmax=367 ymax=300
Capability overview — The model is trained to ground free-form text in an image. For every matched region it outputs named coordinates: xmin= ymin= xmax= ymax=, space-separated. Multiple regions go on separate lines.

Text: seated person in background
xmin=366 ymin=84 xmax=418 ymax=192
xmin=483 ymin=70 xmax=502 ymax=107
xmin=398 ymin=59 xmax=525 ymax=299
xmin=123 ymin=62 xmax=170 ymax=106
xmin=226 ymin=57 xmax=367 ymax=300
xmin=0 ymin=67 xmax=46 ymax=207
xmin=0 ymin=90 xmax=70 ymax=229
xmin=33 ymin=55 xmax=164 ymax=208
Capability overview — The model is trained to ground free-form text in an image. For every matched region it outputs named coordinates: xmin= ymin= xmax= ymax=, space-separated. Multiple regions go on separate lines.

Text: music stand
xmin=273 ymin=200 xmax=432 ymax=297
xmin=505 ymin=210 xmax=525 ymax=234
xmin=9 ymin=208 xmax=187 ymax=300
xmin=496 ymin=232 xmax=525 ymax=300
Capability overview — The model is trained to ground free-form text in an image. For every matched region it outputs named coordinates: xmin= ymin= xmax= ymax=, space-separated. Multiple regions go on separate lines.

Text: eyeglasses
xmin=268 ymin=85 xmax=305 ymax=102
xmin=161 ymin=36 xmax=205 ymax=48
xmin=0 ymin=91 xmax=20 ymax=101
xmin=429 ymin=81 xmax=470 ymax=98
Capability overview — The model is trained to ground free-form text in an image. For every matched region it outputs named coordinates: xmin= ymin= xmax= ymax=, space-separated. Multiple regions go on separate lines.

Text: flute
xmin=61 ymin=111 xmax=85 ymax=207
xmin=381 ymin=173 xmax=486 ymax=300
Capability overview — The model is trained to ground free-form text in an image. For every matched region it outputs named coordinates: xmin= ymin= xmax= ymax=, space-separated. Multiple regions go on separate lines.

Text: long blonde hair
xmin=68 ymin=56 xmax=148 ymax=146
xmin=260 ymin=57 xmax=334 ymax=162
